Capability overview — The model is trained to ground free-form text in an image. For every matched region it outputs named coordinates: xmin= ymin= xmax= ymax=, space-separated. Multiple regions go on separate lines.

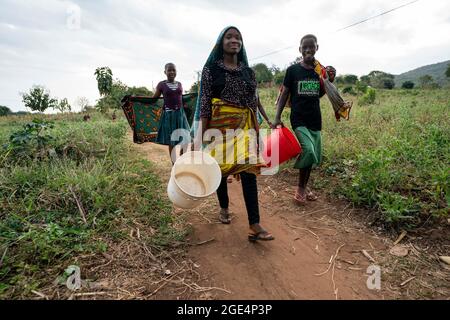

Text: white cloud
xmin=0 ymin=0 xmax=449 ymax=112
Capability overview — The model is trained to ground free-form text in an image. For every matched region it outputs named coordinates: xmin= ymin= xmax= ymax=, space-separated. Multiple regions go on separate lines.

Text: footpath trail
xmin=135 ymin=134 xmax=393 ymax=300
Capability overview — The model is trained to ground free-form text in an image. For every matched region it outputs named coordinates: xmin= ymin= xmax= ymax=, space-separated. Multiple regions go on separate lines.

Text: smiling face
xmin=300 ymin=37 xmax=318 ymax=64
xmin=222 ymin=28 xmax=242 ymax=55
xmin=164 ymin=63 xmax=176 ymax=82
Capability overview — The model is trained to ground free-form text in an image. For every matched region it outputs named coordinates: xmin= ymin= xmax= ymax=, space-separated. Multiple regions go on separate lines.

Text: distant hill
xmin=395 ymin=60 xmax=450 ymax=87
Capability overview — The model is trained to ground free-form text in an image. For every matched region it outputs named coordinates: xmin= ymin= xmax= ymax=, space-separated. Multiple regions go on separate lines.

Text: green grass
xmin=0 ymin=113 xmax=183 ymax=298
xmin=259 ymin=87 xmax=450 ymax=227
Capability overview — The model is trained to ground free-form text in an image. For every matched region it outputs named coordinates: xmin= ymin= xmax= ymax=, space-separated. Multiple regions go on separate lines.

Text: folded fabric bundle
xmin=121 ymin=93 xmax=197 ymax=144
xmin=314 ymin=61 xmax=353 ymax=121
xmin=323 ymin=78 xmax=353 ymax=121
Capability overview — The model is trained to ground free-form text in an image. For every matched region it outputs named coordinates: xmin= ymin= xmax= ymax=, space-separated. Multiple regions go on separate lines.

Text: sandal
xmin=219 ymin=209 xmax=231 ymax=224
xmin=248 ymin=230 xmax=275 ymax=242
xmin=306 ymin=189 xmax=318 ymax=201
xmin=294 ymin=190 xmax=307 ymax=205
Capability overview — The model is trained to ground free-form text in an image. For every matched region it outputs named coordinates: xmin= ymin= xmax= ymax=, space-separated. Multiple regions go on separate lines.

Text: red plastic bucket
xmin=262 ymin=127 xmax=302 ymax=168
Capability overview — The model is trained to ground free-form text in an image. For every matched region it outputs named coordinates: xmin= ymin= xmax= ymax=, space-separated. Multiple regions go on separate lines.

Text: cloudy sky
xmin=1 ymin=0 xmax=449 ymax=112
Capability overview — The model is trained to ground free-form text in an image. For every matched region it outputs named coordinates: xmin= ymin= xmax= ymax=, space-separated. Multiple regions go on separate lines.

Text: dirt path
xmin=135 ymin=135 xmax=394 ymax=300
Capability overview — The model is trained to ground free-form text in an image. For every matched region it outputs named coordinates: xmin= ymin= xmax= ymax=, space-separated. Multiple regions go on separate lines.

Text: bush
xmin=358 ymin=87 xmax=376 ymax=105
xmin=273 ymin=71 xmax=286 ymax=86
xmin=355 ymin=81 xmax=368 ymax=94
xmin=383 ymin=79 xmax=395 ymax=89
xmin=0 ymin=116 xmax=184 ymax=297
xmin=402 ymin=81 xmax=415 ymax=89
xmin=0 ymin=106 xmax=12 ymax=117
xmin=342 ymin=86 xmax=356 ymax=95
xmin=252 ymin=63 xmax=273 ymax=84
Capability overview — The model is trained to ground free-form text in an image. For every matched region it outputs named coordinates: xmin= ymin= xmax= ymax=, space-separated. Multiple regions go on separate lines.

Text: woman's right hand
xmin=271 ymin=118 xmax=284 ymax=128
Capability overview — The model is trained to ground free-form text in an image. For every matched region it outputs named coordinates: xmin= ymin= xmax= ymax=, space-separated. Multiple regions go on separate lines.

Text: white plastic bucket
xmin=167 ymin=151 xmax=222 ymax=209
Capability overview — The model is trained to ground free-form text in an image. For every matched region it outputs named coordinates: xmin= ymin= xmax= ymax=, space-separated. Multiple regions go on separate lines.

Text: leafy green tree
xmin=252 ymin=63 xmax=273 ymax=84
xmin=401 ymin=81 xmax=415 ymax=89
xmin=127 ymin=86 xmax=152 ymax=96
xmin=269 ymin=65 xmax=280 ymax=75
xmin=95 ymin=80 xmax=153 ymax=112
xmin=335 ymin=75 xmax=345 ymax=86
xmin=94 ymin=67 xmax=113 ymax=97
xmin=273 ymin=70 xmax=286 ymax=86
xmin=360 ymin=75 xmax=371 ymax=85
xmin=342 ymin=86 xmax=356 ymax=95
xmin=365 ymin=71 xmax=395 ymax=89
xmin=21 ymin=86 xmax=58 ymax=112
xmin=0 ymin=105 xmax=12 ymax=116
xmin=383 ymin=78 xmax=395 ymax=89
xmin=343 ymin=74 xmax=358 ymax=85
xmin=446 ymin=64 xmax=450 ymax=78
xmin=55 ymin=98 xmax=71 ymax=113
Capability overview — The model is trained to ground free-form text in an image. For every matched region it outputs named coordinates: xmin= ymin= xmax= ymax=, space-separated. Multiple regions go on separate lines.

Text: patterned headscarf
xmin=191 ymin=26 xmax=249 ymax=136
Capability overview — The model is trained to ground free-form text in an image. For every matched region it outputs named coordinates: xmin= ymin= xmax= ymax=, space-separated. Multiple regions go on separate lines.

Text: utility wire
xmin=335 ymin=0 xmax=419 ymax=32
xmin=250 ymin=0 xmax=420 ymax=61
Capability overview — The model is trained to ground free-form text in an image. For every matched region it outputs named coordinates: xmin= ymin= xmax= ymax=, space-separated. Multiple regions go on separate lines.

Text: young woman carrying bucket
xmin=191 ymin=26 xmax=274 ymax=242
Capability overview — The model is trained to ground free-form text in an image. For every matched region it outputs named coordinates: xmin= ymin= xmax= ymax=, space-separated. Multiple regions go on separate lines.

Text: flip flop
xmin=294 ymin=190 xmax=306 ymax=205
xmin=248 ymin=230 xmax=275 ymax=242
xmin=306 ymin=189 xmax=318 ymax=201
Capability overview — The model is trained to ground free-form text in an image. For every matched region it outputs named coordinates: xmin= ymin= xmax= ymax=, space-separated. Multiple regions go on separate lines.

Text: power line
xmin=250 ymin=46 xmax=295 ymax=62
xmin=335 ymin=0 xmax=420 ymax=32
xmin=250 ymin=0 xmax=420 ymax=61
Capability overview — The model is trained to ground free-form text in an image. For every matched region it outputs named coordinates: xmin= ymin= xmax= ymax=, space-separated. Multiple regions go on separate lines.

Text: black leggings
xmin=216 ymin=172 xmax=260 ymax=226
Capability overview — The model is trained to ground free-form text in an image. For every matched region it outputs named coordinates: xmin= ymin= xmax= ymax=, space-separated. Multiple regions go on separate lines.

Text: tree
xmin=55 ymin=98 xmax=72 ymax=113
xmin=127 ymin=86 xmax=152 ymax=96
xmin=383 ymin=78 xmax=395 ymax=89
xmin=97 ymin=78 xmax=154 ymax=112
xmin=94 ymin=67 xmax=113 ymax=97
xmin=0 ymin=105 xmax=12 ymax=116
xmin=21 ymin=85 xmax=58 ymax=112
xmin=269 ymin=65 xmax=280 ymax=75
xmin=364 ymin=71 xmax=395 ymax=89
xmin=335 ymin=75 xmax=345 ymax=85
xmin=343 ymin=86 xmax=356 ymax=95
xmin=76 ymin=97 xmax=90 ymax=111
xmin=273 ymin=70 xmax=286 ymax=86
xmin=252 ymin=63 xmax=273 ymax=84
xmin=360 ymin=75 xmax=371 ymax=85
xmin=401 ymin=81 xmax=415 ymax=89
xmin=95 ymin=79 xmax=128 ymax=112
xmin=419 ymin=75 xmax=434 ymax=88
xmin=446 ymin=64 xmax=450 ymax=78
xmin=343 ymin=74 xmax=358 ymax=85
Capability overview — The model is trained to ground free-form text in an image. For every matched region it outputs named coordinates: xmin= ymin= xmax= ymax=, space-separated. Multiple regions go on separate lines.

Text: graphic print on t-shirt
xmin=297 ymin=79 xmax=320 ymax=97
